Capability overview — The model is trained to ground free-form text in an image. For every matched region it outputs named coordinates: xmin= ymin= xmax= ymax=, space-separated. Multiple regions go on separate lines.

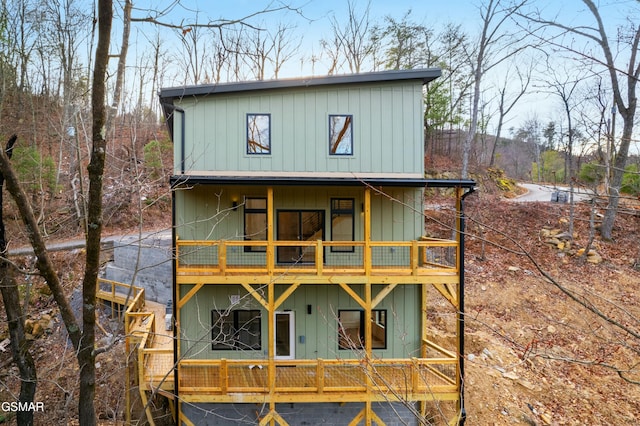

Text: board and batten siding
xmin=172 ymin=81 xmax=425 ymax=176
xmin=174 ymin=185 xmax=424 ymax=243
xmin=179 ymin=284 xmax=421 ymax=360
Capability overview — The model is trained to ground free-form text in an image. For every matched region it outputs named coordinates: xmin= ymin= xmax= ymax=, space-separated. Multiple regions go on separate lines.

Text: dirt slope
xmin=460 ymin=194 xmax=640 ymax=425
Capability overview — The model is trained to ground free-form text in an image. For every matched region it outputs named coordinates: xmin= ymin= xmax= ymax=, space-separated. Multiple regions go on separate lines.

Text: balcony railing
xmin=176 ymin=354 xmax=458 ymax=403
xmin=176 ymin=238 xmax=458 ymax=276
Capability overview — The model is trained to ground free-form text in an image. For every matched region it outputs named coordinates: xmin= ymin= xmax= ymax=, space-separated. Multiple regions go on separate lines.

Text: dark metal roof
xmin=159 ymin=68 xmax=441 ymax=101
xmin=170 ymin=175 xmax=475 ymax=189
xmin=425 ymin=179 xmax=477 ymax=189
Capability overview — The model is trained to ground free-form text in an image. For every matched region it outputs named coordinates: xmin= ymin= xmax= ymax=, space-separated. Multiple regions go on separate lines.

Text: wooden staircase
xmin=96 ymin=278 xmax=175 ymax=425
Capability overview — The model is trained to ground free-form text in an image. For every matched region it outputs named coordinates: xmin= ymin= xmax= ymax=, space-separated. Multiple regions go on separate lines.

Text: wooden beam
xmin=274 ymin=282 xmax=301 ymax=310
xmin=364 ymin=282 xmax=372 ymax=412
xmin=177 ymin=283 xmax=204 ymax=309
xmin=348 ymin=408 xmax=365 ymax=426
xmin=371 ymin=283 xmax=398 ymax=309
xmin=433 ymin=283 xmax=458 ymax=308
xmin=179 ymin=411 xmax=196 ymax=426
xmin=240 ymin=283 xmax=268 ymax=310
xmin=258 ymin=409 xmax=289 ymax=426
xmin=421 ymin=284 xmax=428 ymax=359
xmin=177 ymin=391 xmax=461 ymax=404
xmin=267 ymin=282 xmax=275 ymax=400
xmin=176 ymin=273 xmax=460 ymax=285
xmin=338 ymin=282 xmax=365 ymax=308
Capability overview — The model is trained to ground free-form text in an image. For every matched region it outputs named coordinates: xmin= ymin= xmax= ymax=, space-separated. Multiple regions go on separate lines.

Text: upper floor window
xmin=329 ymin=114 xmax=353 ymax=155
xmin=247 ymin=113 xmax=271 ymax=155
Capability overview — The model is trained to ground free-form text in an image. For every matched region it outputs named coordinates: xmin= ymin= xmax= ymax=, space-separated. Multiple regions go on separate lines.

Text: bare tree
xmin=488 ymin=58 xmax=531 ymax=167
xmin=461 ymin=0 xmax=529 ymax=179
xmin=1 ymin=0 xmax=37 ymax=93
xmin=269 ymin=22 xmax=301 ymax=78
xmin=176 ymin=17 xmax=213 ymax=85
xmin=320 ymin=30 xmax=344 ymax=75
xmin=577 ymin=76 xmax=615 ymax=185
xmin=243 ymin=25 xmax=275 ymax=80
xmin=207 ymin=28 xmax=231 ymax=83
xmin=436 ymin=24 xmax=472 ymax=157
xmin=522 ymin=0 xmax=640 ymax=240
xmin=319 ymin=0 xmax=376 ymax=75
xmin=106 ymin=0 xmax=131 ymax=136
xmin=513 ymin=116 xmax=543 ymax=181
xmin=546 ymin=61 xmax=586 ymax=242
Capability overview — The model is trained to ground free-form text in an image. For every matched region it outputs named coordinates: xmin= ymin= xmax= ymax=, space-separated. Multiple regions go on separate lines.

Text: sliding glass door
xmin=277 ymin=210 xmax=324 ymax=263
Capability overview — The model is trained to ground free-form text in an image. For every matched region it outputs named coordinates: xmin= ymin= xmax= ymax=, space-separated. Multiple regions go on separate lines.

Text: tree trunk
xmin=462 ymin=75 xmax=480 ymax=179
xmin=600 ymin=116 xmax=635 ymax=240
xmin=0 ymin=135 xmax=37 ymax=426
xmin=488 ymin=117 xmax=504 ymax=167
xmin=0 ymin=273 xmax=37 ymax=426
xmin=580 ymin=0 xmax=639 ymax=239
xmin=0 ymin=2 xmax=113 ymax=424
xmin=77 ymin=1 xmax=112 ymax=424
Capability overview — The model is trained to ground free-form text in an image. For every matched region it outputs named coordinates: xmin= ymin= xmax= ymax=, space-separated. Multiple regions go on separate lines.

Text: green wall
xmin=179 ymin=284 xmax=421 ymax=360
xmin=174 ymin=184 xmax=424 ymax=243
xmin=172 ymin=81 xmax=425 ymax=176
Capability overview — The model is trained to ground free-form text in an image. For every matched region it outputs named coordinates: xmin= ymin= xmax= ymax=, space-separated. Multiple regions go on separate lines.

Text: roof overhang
xmin=170 ymin=175 xmax=475 ymax=189
xmin=159 ymin=68 xmax=441 ymax=101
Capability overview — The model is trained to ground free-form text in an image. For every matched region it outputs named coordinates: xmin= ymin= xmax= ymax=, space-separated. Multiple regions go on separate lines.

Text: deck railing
xmin=176 ymin=356 xmax=458 ymax=402
xmin=176 ymin=238 xmax=458 ymax=276
xmin=97 ymin=278 xmax=145 ymax=330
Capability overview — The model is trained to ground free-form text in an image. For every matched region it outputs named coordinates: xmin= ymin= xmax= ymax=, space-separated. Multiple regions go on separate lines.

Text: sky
xmin=127 ymin=0 xmax=632 ymax=83
xmin=134 ymin=0 xmax=481 ymax=49
xmin=125 ymin=0 xmax=635 ymax=138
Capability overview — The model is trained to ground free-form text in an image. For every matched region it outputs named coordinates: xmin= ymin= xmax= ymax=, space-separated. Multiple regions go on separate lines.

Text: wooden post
xmin=267 ymin=187 xmax=274 ymax=275
xmin=364 ymin=280 xmax=372 ymax=426
xmin=317 ymin=359 xmax=325 ymax=394
xmin=267 ymin=282 xmax=275 ymax=404
xmin=364 ymin=188 xmax=371 ymax=275
xmin=411 ymin=240 xmax=418 ymax=275
xmin=221 ymin=359 xmax=228 ymax=394
xmin=219 ymin=244 xmax=227 ymax=275
xmin=316 ymin=239 xmax=323 ymax=275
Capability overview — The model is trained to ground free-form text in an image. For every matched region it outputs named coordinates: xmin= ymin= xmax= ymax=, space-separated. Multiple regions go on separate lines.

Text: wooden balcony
xmin=176 ymin=348 xmax=459 ymax=404
xmin=99 ymin=258 xmax=463 ymax=423
xmin=176 ymin=238 xmax=459 ymax=284
xmin=98 ymin=278 xmax=460 ymax=416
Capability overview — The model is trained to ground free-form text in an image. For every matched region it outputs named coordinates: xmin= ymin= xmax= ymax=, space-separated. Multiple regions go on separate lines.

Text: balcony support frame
xmin=165 ymin=184 xmax=474 ymax=425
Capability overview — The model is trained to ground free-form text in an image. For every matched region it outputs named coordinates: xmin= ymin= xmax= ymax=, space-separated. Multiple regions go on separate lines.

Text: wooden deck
xmin=98 ymin=269 xmax=462 ymax=424
xmin=176 ymin=357 xmax=458 ymax=403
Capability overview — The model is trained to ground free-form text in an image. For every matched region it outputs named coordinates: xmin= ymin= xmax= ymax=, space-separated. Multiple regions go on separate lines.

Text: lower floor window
xmin=338 ymin=309 xmax=387 ymax=350
xmin=211 ymin=309 xmax=261 ymax=350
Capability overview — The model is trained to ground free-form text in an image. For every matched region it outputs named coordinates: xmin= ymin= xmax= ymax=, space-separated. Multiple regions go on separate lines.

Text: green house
xmin=155 ymin=69 xmax=474 ymax=425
